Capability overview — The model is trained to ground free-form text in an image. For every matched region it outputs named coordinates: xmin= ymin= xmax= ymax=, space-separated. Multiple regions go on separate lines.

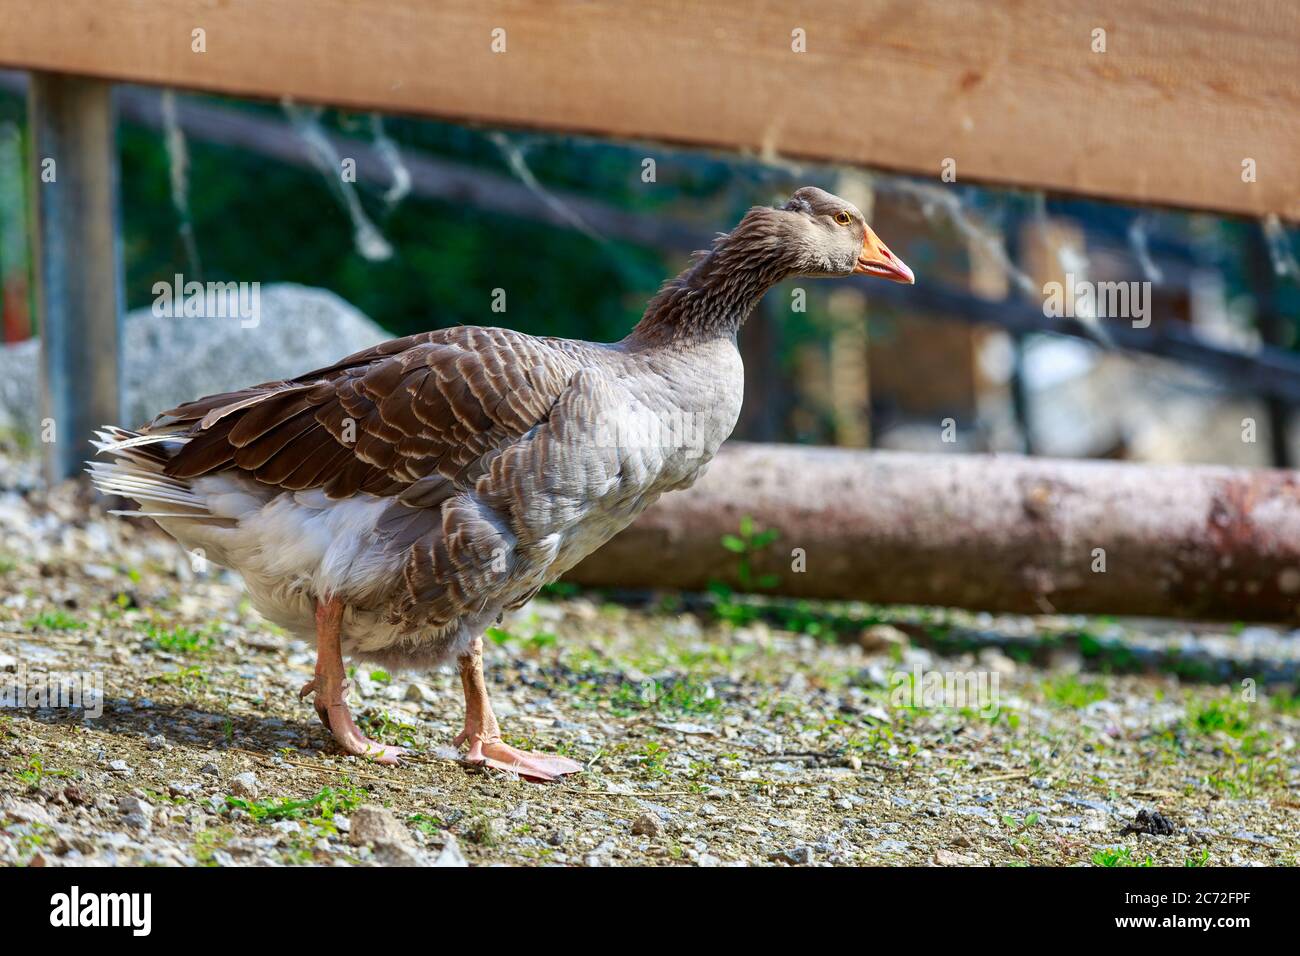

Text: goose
xmin=89 ymin=187 xmax=915 ymax=780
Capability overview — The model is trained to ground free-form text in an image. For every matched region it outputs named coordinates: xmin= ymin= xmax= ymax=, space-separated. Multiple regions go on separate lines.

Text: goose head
xmin=630 ymin=186 xmax=916 ymax=342
xmin=771 ymin=185 xmax=915 ymax=284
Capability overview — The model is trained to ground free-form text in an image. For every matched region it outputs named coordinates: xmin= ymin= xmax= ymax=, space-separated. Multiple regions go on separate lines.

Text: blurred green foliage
xmin=3 ymin=88 xmax=1299 ymax=453
xmin=119 ymin=107 xmax=683 ymax=343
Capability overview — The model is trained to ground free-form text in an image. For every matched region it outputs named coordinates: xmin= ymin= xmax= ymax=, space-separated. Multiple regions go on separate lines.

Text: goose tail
xmin=86 ymin=427 xmax=213 ymax=519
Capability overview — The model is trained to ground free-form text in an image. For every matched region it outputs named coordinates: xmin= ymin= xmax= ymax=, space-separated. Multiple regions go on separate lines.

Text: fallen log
xmin=566 ymin=443 xmax=1300 ymax=622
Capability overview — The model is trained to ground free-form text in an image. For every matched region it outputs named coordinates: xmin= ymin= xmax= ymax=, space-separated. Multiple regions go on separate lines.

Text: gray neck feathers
xmin=629 ymin=209 xmax=793 ymax=345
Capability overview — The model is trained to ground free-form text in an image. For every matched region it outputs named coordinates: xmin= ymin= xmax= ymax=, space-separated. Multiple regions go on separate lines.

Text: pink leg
xmin=300 ymin=596 xmax=406 ymax=765
xmin=454 ymin=637 xmax=582 ymax=782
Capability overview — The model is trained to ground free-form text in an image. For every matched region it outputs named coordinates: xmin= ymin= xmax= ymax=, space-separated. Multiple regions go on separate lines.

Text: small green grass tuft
xmin=465 ymin=813 xmax=498 ymax=846
xmin=140 ymin=623 xmax=213 ymax=655
xmin=1041 ymin=675 xmax=1108 ymax=708
xmin=13 ymin=757 xmax=72 ymax=789
xmin=25 ymin=610 xmax=85 ymax=631
xmin=1092 ymin=846 xmax=1155 ymax=867
xmin=1186 ymin=697 xmax=1253 ymax=738
xmin=224 ymin=784 xmax=367 ymax=828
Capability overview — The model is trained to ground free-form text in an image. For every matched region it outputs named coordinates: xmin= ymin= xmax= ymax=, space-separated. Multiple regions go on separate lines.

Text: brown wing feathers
xmin=153 ymin=328 xmax=580 ymax=500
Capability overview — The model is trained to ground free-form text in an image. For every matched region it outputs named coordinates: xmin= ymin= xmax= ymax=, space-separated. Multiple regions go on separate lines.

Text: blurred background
xmin=1 ymin=79 xmax=1299 ymax=469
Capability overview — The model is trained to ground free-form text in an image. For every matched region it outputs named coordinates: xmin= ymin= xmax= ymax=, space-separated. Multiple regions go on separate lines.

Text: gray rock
xmin=229 ymin=772 xmax=259 ymax=799
xmin=630 ymin=813 xmax=661 ymax=837
xmin=874 ymin=840 xmax=911 ymax=854
xmin=2 ymin=799 xmax=55 ymax=826
xmin=0 ymin=284 xmax=388 ymax=435
xmin=117 ymin=795 xmax=153 ymax=821
xmin=1082 ymin=812 xmax=1109 ymax=833
xmin=768 ymin=846 xmax=813 ymax=865
xmin=372 ymin=841 xmax=425 ymax=866
xmin=933 ymin=848 xmax=979 ymax=866
xmin=1059 ymin=794 xmax=1113 ymax=814
xmin=434 ymin=834 xmax=468 ymax=867
xmin=349 ymin=805 xmax=411 ymax=847
xmin=404 ymin=682 xmax=437 ymax=704
xmin=857 ymin=624 xmax=909 ymax=654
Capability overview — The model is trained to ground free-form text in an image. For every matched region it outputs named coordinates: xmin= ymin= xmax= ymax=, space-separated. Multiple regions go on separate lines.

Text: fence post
xmin=27 ymin=73 xmax=123 ymax=483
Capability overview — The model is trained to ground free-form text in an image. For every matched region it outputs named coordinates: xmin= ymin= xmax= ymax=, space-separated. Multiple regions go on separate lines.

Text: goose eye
xmin=834 ymin=211 xmax=852 ymax=226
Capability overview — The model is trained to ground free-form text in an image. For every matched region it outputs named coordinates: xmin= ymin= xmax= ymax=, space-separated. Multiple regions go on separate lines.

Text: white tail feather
xmin=88 ymin=425 xmax=216 ymax=521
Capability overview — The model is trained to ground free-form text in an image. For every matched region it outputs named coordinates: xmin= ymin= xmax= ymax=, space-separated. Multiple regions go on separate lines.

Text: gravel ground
xmin=1 ymin=446 xmax=1298 ymax=867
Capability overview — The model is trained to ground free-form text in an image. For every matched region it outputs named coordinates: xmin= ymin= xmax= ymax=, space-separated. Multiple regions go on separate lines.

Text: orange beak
xmin=853 ymin=226 xmax=915 ymax=284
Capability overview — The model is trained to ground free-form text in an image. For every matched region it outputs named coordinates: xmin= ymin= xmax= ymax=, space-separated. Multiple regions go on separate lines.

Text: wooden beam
xmin=27 ymin=73 xmax=122 ymax=481
xmin=0 ymin=2 xmax=1295 ymax=220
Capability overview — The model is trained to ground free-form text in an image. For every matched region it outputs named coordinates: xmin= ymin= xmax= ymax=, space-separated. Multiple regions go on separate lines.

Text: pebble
xmin=1060 ymin=795 xmax=1112 ymax=814
xmin=856 ymin=624 xmax=909 ymax=654
xmin=1082 ymin=812 xmax=1109 ymax=833
xmin=978 ymin=648 xmax=1018 ymax=676
xmin=372 ymin=842 xmax=424 ymax=866
xmin=230 ymin=772 xmax=259 ymax=799
xmin=117 ymin=795 xmax=153 ymax=821
xmin=934 ymin=849 xmax=979 ymax=866
xmin=3 ymin=799 xmax=56 ymax=826
xmin=434 ymin=834 xmax=468 ymax=867
xmin=768 ymin=846 xmax=813 ymax=865
xmin=630 ymin=814 xmax=661 ymax=837
xmin=404 ymin=682 xmax=437 ymax=704
xmin=349 ymin=805 xmax=411 ymax=847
